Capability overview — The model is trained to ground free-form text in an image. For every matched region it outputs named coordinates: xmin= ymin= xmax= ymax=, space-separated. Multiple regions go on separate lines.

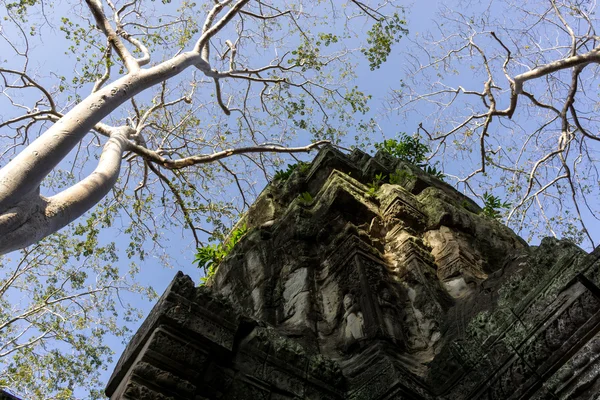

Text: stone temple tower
xmin=106 ymin=146 xmax=600 ymax=399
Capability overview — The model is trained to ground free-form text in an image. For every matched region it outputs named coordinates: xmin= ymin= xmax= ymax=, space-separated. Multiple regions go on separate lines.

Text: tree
xmin=0 ymin=0 xmax=407 ymax=396
xmin=392 ymin=0 xmax=600 ymax=247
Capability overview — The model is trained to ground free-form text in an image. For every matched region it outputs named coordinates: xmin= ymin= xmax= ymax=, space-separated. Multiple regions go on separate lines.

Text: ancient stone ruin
xmin=106 ymin=146 xmax=600 ymax=399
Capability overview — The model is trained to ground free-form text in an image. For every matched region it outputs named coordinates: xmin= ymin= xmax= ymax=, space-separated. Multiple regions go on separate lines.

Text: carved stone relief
xmin=106 ymin=146 xmax=600 ymax=400
xmin=342 ymin=293 xmax=366 ymax=343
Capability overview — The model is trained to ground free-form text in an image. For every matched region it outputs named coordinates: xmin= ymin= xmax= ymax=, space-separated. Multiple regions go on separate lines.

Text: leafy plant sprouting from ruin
xmin=367 ymin=173 xmax=387 ymax=197
xmin=423 ymin=165 xmax=445 ymax=181
xmin=195 ymin=223 xmax=248 ymax=284
xmin=482 ymin=192 xmax=511 ymax=220
xmin=273 ymin=164 xmax=297 ymax=181
xmin=375 ymin=134 xmax=428 ymax=164
xmin=298 ymin=191 xmax=314 ymax=204
xmin=273 ymin=162 xmax=311 ymax=182
xmin=389 ymin=169 xmax=414 ymax=186
xmin=375 ymin=134 xmax=444 ymax=180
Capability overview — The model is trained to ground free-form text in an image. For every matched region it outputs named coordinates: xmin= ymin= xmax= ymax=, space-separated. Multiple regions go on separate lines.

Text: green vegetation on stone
xmin=367 ymin=172 xmax=387 ymax=196
xmin=375 ymin=134 xmax=428 ymax=165
xmin=423 ymin=165 xmax=445 ymax=180
xmin=273 ymin=162 xmax=310 ymax=182
xmin=274 ymin=164 xmax=298 ymax=181
xmin=195 ymin=224 xmax=248 ymax=284
xmin=389 ymin=169 xmax=414 ymax=185
xmin=482 ymin=192 xmax=511 ymax=220
xmin=298 ymin=192 xmax=314 ymax=204
xmin=375 ymin=134 xmax=445 ymax=180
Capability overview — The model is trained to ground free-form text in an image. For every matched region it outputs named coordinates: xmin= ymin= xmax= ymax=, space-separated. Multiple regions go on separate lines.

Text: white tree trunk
xmin=0 ymin=126 xmax=132 ymax=255
xmin=0 ymin=52 xmax=203 ymax=255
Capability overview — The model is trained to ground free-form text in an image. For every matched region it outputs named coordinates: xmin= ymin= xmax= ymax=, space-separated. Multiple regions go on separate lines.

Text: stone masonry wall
xmin=107 ymin=146 xmax=600 ymax=400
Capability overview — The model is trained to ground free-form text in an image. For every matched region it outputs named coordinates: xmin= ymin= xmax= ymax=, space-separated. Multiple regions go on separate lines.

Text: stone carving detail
xmin=425 ymin=226 xmax=487 ymax=299
xmin=378 ymin=287 xmax=403 ymax=343
xmin=106 ymin=146 xmax=600 ymax=400
xmin=342 ymin=293 xmax=365 ymax=343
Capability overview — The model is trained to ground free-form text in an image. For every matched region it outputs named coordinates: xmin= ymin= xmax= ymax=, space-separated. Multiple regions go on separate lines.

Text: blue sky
xmin=1 ymin=0 xmax=600 ymax=397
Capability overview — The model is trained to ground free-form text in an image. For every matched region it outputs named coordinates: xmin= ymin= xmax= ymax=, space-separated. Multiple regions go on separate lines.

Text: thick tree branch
xmin=0 ymin=126 xmax=132 ymax=255
xmin=132 ymin=140 xmax=330 ymax=169
xmin=194 ymin=0 xmax=249 ymax=56
xmin=0 ymin=50 xmax=202 ymax=210
xmin=85 ymin=0 xmax=139 ymax=72
xmin=506 ymin=47 xmax=600 ymax=117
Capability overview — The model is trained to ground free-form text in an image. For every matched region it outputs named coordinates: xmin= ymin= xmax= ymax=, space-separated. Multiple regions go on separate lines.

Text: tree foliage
xmin=362 ymin=12 xmax=408 ymax=70
xmin=0 ymin=0 xmax=407 ymax=396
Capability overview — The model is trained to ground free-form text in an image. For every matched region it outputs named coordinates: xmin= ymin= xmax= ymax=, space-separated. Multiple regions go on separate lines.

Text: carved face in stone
xmin=344 ymin=294 xmax=354 ymax=310
xmin=382 ymin=289 xmax=391 ymax=302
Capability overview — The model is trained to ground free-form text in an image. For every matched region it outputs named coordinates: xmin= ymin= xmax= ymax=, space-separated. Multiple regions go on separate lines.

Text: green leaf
xmin=482 ymin=192 xmax=511 ymax=220
xmin=374 ymin=134 xmax=429 ymax=166
xmin=195 ymin=224 xmax=248 ymax=284
xmin=299 ymin=192 xmax=313 ymax=203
